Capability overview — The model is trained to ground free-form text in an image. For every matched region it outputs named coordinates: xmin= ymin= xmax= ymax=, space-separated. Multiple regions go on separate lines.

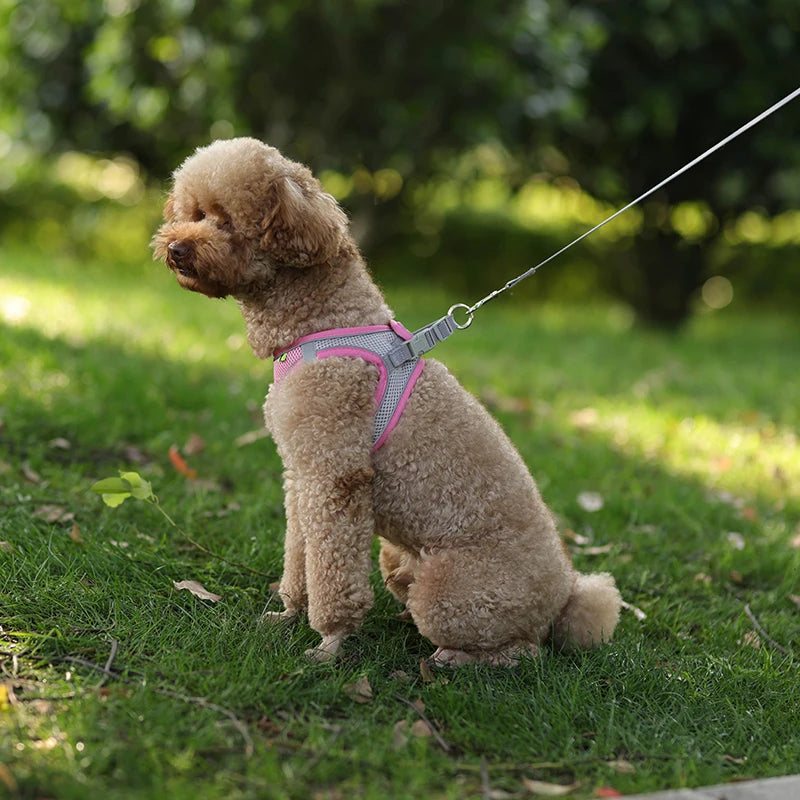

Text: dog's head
xmin=151 ymin=137 xmax=349 ymax=298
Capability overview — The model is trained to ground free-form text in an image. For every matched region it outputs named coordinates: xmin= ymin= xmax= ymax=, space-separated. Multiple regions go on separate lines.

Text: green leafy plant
xmin=90 ymin=471 xmax=156 ymax=508
xmin=89 ymin=471 xmax=270 ymax=578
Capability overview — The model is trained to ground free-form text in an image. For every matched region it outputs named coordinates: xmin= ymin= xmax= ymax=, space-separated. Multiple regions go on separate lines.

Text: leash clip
xmin=388 ymin=306 xmax=471 ymax=368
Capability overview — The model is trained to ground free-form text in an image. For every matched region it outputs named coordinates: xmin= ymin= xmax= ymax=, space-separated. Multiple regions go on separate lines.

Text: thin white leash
xmin=388 ymin=85 xmax=800 ymax=367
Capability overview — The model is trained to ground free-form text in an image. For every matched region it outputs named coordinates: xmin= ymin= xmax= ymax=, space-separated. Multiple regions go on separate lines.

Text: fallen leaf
xmin=184 ymin=433 xmax=206 ymax=455
xmin=69 ymin=524 xmax=84 ymax=544
xmin=22 ymin=463 xmax=42 ymax=484
xmin=579 ymin=543 xmax=614 ymax=556
xmin=168 ymin=445 xmax=197 ymax=479
xmin=790 ymin=532 xmax=800 ymax=550
xmin=740 ymin=631 xmax=761 ymax=649
xmin=522 ymin=778 xmax=580 ymax=796
xmin=389 ymin=670 xmax=411 ymax=683
xmin=0 ymin=542 xmax=14 ymax=553
xmin=620 ymin=600 xmax=646 ymax=620
xmin=594 ymin=789 xmax=622 ymax=798
xmin=173 ymin=580 xmax=222 ymax=602
xmin=577 ymin=492 xmax=604 ymax=512
xmin=344 ymin=676 xmax=373 ymax=704
xmin=235 ymin=428 xmax=270 ymax=447
xmin=33 ymin=505 xmax=75 ymax=524
xmin=789 ymin=594 xmax=800 ymax=611
xmin=723 ymin=754 xmax=747 ymax=765
xmin=607 ymin=759 xmax=636 ymax=774
xmin=419 ymin=658 xmax=435 ymax=683
xmin=410 ymin=718 xmax=435 ymax=738
xmin=694 ymin=573 xmax=712 ymax=584
xmin=563 ymin=529 xmax=591 ymax=546
xmin=729 ymin=571 xmax=743 ymax=584
xmin=740 ymin=507 xmax=758 ymax=521
xmin=48 ymin=437 xmax=72 ymax=450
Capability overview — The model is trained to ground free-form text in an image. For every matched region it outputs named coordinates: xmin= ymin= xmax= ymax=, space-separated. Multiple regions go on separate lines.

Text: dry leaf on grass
xmin=789 ymin=594 xmax=800 ymax=611
xmin=173 ymin=580 xmax=222 ymax=602
xmin=168 ymin=445 xmax=198 ymax=479
xmin=578 ymin=543 xmax=614 ymax=556
xmin=344 ymin=676 xmax=373 ymax=703
xmin=419 ymin=658 xmax=435 ymax=683
xmin=739 ymin=631 xmax=761 ymax=649
xmin=184 ymin=433 xmax=206 ymax=455
xmin=33 ymin=505 xmax=75 ymax=524
xmin=69 ymin=524 xmax=83 ymax=544
xmin=790 ymin=532 xmax=800 ymax=549
xmin=563 ymin=529 xmax=591 ymax=546
xmin=577 ymin=492 xmax=604 ymax=512
xmin=235 ymin=428 xmax=270 ymax=447
xmin=522 ymin=778 xmax=580 ymax=796
xmin=392 ymin=718 xmax=437 ymax=749
xmin=22 ymin=463 xmax=42 ymax=484
xmin=620 ymin=600 xmax=647 ymax=621
xmin=48 ymin=437 xmax=72 ymax=450
xmin=0 ymin=541 xmax=15 ymax=553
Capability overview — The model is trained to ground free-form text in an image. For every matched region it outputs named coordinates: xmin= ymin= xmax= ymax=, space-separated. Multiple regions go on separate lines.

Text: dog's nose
xmin=168 ymin=240 xmax=191 ymax=263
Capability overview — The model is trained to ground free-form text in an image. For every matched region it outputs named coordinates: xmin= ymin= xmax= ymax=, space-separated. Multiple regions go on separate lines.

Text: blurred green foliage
xmin=0 ymin=0 xmax=798 ymax=324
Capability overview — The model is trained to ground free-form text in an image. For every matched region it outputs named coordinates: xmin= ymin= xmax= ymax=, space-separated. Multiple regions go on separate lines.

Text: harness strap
xmin=273 ymin=321 xmax=425 ymax=451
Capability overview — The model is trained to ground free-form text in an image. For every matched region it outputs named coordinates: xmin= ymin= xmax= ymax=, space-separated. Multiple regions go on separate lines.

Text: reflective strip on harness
xmin=273 ymin=321 xmax=424 ymax=451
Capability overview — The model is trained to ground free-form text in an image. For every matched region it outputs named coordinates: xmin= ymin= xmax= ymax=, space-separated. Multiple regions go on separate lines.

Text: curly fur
xmin=153 ymin=137 xmax=622 ymax=665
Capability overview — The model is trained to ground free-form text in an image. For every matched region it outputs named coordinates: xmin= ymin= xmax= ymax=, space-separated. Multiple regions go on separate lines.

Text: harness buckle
xmin=387 ymin=313 xmax=458 ymax=367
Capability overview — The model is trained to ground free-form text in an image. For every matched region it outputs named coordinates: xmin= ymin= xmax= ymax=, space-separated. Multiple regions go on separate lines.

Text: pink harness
xmin=273 ymin=321 xmax=425 ymax=451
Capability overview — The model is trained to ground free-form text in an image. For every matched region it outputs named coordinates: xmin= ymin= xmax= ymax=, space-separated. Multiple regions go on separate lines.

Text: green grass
xmin=1 ymin=244 xmax=799 ymax=799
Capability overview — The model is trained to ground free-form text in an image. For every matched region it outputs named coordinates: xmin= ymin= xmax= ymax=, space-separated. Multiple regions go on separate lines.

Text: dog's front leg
xmin=297 ymin=464 xmax=376 ymax=662
xmin=266 ymin=358 xmax=379 ymax=662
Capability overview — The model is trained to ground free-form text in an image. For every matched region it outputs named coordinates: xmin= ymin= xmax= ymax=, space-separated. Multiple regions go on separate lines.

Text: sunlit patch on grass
xmin=573 ymin=402 xmax=799 ymax=509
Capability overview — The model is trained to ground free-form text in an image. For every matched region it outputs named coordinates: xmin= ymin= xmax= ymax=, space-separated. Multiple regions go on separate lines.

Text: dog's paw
xmin=259 ymin=609 xmax=298 ymax=625
xmin=305 ymin=633 xmax=344 ymax=663
xmin=432 ymin=642 xmax=539 ymax=668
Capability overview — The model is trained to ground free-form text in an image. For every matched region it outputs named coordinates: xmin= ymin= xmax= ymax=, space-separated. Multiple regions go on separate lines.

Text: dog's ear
xmin=163 ymin=193 xmax=176 ymax=222
xmin=260 ymin=175 xmax=347 ymax=267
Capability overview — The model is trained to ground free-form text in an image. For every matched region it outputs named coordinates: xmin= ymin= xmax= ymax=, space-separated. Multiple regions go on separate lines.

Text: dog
xmin=152 ymin=137 xmax=622 ymax=666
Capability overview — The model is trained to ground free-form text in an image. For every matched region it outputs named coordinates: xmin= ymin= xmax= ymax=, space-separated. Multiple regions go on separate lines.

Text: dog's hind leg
xmin=378 ymin=539 xmax=419 ymax=605
xmin=406 ymin=541 xmax=571 ymax=666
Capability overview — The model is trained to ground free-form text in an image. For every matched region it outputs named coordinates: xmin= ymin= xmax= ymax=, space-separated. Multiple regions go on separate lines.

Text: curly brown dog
xmin=152 ymin=137 xmax=622 ymax=666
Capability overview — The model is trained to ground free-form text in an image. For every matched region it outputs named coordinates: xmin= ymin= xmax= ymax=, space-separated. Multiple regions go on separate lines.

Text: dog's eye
xmin=193 ymin=208 xmax=206 ymax=221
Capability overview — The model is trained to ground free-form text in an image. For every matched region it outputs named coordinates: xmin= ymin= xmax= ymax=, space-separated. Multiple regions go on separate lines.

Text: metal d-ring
xmin=448 ymin=303 xmax=474 ymax=330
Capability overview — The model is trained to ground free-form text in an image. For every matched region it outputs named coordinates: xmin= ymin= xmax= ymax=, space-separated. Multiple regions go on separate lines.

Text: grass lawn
xmin=1 ymin=244 xmax=799 ymax=799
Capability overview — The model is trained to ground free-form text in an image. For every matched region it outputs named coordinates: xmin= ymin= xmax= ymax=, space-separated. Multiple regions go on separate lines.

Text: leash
xmin=388 ymin=84 xmax=800 ymax=368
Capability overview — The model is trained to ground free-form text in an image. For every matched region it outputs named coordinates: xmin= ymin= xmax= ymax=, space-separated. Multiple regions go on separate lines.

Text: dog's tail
xmin=551 ymin=572 xmax=622 ymax=650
